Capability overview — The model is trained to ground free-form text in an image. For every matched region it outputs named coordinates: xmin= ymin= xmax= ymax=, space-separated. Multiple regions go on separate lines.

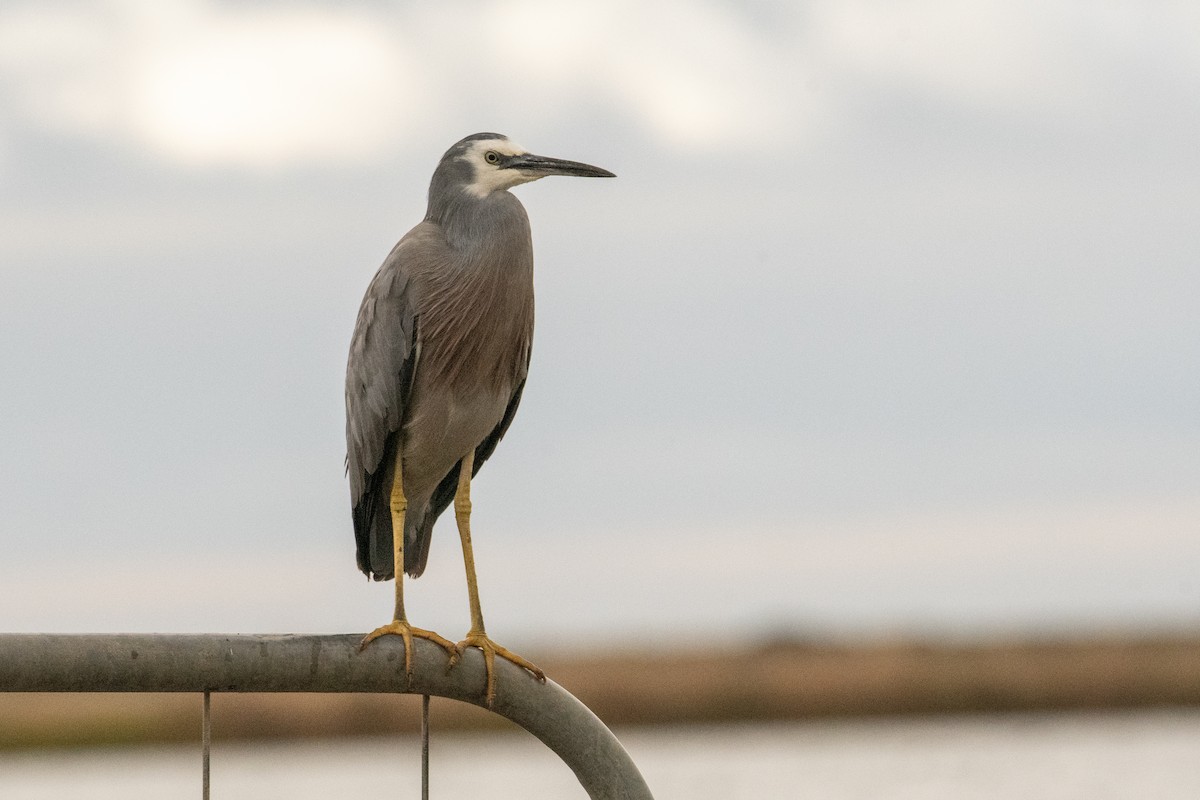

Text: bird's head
xmin=432 ymin=133 xmax=615 ymax=203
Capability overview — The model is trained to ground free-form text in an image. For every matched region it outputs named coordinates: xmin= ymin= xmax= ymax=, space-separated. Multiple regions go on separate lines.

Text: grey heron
xmin=345 ymin=132 xmax=614 ymax=705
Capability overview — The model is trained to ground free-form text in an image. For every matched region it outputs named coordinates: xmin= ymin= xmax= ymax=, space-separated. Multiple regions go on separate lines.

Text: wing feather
xmin=345 ymin=241 xmax=418 ymax=506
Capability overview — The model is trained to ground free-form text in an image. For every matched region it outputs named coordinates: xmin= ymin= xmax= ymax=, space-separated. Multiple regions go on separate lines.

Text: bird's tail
xmin=403 ymin=504 xmax=436 ymax=578
xmin=355 ymin=495 xmax=436 ymax=581
xmin=354 ymin=494 xmax=392 ymax=581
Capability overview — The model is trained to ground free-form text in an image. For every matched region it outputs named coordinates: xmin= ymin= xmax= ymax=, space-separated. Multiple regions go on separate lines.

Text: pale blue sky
xmin=1 ymin=0 xmax=1198 ymax=645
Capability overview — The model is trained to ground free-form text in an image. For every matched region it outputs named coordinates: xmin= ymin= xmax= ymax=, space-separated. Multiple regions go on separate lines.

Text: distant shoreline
xmin=3 ymin=632 xmax=1198 ymax=749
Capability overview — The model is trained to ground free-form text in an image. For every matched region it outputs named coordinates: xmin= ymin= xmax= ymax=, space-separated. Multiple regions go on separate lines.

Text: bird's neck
xmin=428 ymin=191 xmax=530 ymax=255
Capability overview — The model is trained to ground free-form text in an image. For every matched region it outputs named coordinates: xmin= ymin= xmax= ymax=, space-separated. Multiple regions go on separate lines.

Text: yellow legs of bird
xmin=361 ymin=446 xmax=456 ymax=685
xmin=448 ymin=450 xmax=546 ymax=706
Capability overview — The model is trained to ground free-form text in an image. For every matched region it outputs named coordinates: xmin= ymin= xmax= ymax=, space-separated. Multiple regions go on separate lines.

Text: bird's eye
xmin=484 ymin=151 xmax=500 ymax=165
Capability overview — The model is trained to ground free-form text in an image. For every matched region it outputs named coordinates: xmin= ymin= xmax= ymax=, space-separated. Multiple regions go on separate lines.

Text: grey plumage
xmin=345 ymin=133 xmax=613 ymax=581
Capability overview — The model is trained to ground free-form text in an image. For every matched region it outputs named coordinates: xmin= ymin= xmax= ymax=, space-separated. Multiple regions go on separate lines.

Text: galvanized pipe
xmin=0 ymin=634 xmax=653 ymax=800
xmin=202 ymin=689 xmax=211 ymax=800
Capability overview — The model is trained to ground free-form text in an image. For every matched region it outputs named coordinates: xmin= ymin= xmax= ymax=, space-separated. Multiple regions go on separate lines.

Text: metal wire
xmin=202 ymin=690 xmax=211 ymax=800
xmin=421 ymin=694 xmax=430 ymax=800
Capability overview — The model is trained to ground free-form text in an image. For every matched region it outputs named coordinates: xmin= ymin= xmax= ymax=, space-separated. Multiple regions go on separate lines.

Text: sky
xmin=1 ymin=0 xmax=1198 ymax=647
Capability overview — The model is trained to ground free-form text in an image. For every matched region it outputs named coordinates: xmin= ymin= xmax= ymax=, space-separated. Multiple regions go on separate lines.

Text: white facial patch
xmin=460 ymin=138 xmax=539 ymax=198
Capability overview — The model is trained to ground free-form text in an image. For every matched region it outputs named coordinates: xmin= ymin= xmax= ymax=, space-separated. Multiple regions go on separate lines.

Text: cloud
xmin=474 ymin=0 xmax=802 ymax=151
xmin=0 ymin=1 xmax=414 ymax=166
xmin=4 ymin=0 xmax=1200 ymax=168
xmin=130 ymin=10 xmax=415 ymax=166
xmin=814 ymin=1 xmax=1073 ymax=110
xmin=0 ymin=0 xmax=807 ymax=165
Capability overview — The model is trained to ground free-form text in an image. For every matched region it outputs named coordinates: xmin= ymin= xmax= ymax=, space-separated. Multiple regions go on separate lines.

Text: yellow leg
xmin=361 ymin=444 xmax=455 ymax=683
xmin=448 ymin=450 xmax=545 ymax=706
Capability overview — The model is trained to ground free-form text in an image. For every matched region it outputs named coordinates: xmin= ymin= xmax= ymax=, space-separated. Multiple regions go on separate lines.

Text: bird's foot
xmin=449 ymin=631 xmax=546 ymax=707
xmin=361 ymin=620 xmax=457 ymax=686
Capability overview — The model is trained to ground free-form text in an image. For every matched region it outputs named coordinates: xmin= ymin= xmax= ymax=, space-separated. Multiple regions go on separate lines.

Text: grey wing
xmin=345 ymin=237 xmax=421 ymax=554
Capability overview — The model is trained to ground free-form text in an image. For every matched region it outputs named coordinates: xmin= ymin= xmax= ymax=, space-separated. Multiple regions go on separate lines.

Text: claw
xmin=449 ymin=632 xmax=545 ymax=707
xmin=361 ymin=620 xmax=457 ymax=687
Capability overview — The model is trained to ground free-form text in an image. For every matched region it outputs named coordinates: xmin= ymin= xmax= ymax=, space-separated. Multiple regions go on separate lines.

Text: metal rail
xmin=0 ymin=633 xmax=654 ymax=800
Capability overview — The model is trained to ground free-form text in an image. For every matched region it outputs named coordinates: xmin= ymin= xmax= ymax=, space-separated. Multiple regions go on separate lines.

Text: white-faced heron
xmin=345 ymin=133 xmax=614 ymax=704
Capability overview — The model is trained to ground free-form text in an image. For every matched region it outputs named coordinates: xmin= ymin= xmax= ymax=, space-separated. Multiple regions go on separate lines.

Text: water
xmin=1 ymin=709 xmax=1197 ymax=799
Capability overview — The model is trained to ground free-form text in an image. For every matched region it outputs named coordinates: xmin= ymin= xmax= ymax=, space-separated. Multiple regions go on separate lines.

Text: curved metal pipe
xmin=0 ymin=633 xmax=653 ymax=800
